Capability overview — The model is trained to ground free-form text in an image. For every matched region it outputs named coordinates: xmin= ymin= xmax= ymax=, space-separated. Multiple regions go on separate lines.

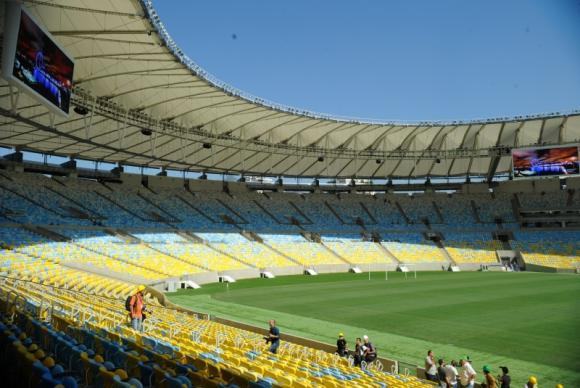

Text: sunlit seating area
xmin=381 ymin=234 xmax=447 ymax=263
xmin=512 ymin=231 xmax=580 ymax=269
xmin=0 ymin=275 xmax=432 ymax=388
xmin=0 ymin=247 xmax=136 ymax=300
xmin=0 ymin=227 xmax=164 ymax=282
xmin=322 ymin=234 xmax=394 ymax=265
xmin=58 ymin=229 xmax=204 ymax=278
xmin=146 ymin=233 xmax=252 ymax=272
xmin=443 ymin=232 xmax=501 ymax=263
xmin=261 ymin=234 xmax=344 ymax=266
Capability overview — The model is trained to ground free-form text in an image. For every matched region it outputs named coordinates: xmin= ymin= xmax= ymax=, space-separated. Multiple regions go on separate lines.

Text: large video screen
xmin=512 ymin=146 xmax=579 ymax=178
xmin=12 ymin=10 xmax=74 ymax=114
xmin=2 ymin=4 xmax=74 ymax=116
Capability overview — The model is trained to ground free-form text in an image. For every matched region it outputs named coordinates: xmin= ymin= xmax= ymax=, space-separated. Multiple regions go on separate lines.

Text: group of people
xmin=126 ymin=291 xmax=563 ymax=388
xmin=336 ymin=333 xmax=377 ymax=367
xmin=424 ymin=350 xmax=560 ymax=388
xmin=264 ymin=326 xmax=560 ymax=388
xmin=424 ymin=351 xmax=486 ymax=388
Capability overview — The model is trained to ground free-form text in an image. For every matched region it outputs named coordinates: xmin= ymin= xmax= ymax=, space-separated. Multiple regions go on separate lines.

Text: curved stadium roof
xmin=0 ymin=0 xmax=579 ymax=179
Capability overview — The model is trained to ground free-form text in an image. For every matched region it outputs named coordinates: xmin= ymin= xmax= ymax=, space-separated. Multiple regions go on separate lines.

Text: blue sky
xmin=153 ymin=0 xmax=580 ymax=122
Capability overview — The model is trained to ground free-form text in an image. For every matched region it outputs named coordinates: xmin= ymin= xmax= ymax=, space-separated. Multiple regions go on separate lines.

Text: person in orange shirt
xmin=130 ymin=285 xmax=146 ymax=331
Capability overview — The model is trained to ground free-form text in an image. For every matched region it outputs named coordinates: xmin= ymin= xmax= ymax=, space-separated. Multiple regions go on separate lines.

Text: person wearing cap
xmin=460 ymin=357 xmax=477 ymax=388
xmin=362 ymin=335 xmax=377 ymax=363
xmin=129 ymin=285 xmax=146 ymax=331
xmin=425 ymin=350 xmax=438 ymax=382
xmin=336 ymin=333 xmax=348 ymax=357
xmin=481 ymin=365 xmax=497 ymax=388
xmin=555 ymin=384 xmax=563 ymax=388
xmin=498 ymin=366 xmax=511 ymax=388
xmin=525 ymin=376 xmax=537 ymax=388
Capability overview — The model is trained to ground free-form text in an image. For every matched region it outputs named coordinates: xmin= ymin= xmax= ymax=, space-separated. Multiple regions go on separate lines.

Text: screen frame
xmin=1 ymin=2 xmax=75 ymax=117
xmin=511 ymin=144 xmax=580 ymax=180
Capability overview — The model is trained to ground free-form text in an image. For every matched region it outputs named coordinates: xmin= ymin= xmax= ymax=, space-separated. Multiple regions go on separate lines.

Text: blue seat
xmin=31 ymin=360 xmax=50 ymax=386
xmin=249 ymin=380 xmax=272 ymax=388
xmin=165 ymin=374 xmax=192 ymax=388
xmin=138 ymin=361 xmax=155 ymax=388
xmin=60 ymin=376 xmax=79 ymax=388
xmin=40 ymin=371 xmax=63 ymax=388
xmin=112 ymin=374 xmax=144 ymax=388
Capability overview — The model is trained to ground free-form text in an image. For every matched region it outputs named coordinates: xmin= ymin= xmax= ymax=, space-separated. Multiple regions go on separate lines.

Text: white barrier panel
xmin=183 ymin=280 xmax=201 ymax=289
xmin=219 ymin=275 xmax=236 ymax=283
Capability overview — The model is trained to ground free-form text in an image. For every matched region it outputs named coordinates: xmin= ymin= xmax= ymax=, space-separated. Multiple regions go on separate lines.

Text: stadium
xmin=0 ymin=1 xmax=579 ymax=387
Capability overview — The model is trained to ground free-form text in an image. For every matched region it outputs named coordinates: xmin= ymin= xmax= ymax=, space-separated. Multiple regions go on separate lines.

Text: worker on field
xmin=481 ymin=365 xmax=497 ymax=388
xmin=524 ymin=376 xmax=537 ymax=388
xmin=336 ymin=332 xmax=348 ymax=357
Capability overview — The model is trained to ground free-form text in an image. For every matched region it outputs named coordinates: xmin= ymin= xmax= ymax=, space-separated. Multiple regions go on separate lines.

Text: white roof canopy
xmin=0 ymin=0 xmax=579 ymax=178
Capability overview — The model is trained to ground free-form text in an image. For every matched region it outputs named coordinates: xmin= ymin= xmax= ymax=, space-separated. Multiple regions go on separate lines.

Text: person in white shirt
xmin=445 ymin=360 xmax=459 ymax=388
xmin=460 ymin=358 xmax=477 ymax=388
xmin=425 ymin=350 xmax=437 ymax=382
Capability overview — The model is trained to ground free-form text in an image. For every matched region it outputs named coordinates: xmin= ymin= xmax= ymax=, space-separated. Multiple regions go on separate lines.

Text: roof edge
xmin=142 ymin=0 xmax=580 ymax=127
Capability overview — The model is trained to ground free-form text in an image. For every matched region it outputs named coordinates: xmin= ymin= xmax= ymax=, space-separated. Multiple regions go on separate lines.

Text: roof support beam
xmin=75 ymin=67 xmax=187 ymax=84
xmin=26 ymin=1 xmax=145 ymax=18
xmin=103 ymin=80 xmax=202 ymax=99
xmin=52 ymin=30 xmax=150 ymax=36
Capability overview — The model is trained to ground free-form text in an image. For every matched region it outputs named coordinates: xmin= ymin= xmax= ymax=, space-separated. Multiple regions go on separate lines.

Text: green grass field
xmin=167 ymin=271 xmax=580 ymax=386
